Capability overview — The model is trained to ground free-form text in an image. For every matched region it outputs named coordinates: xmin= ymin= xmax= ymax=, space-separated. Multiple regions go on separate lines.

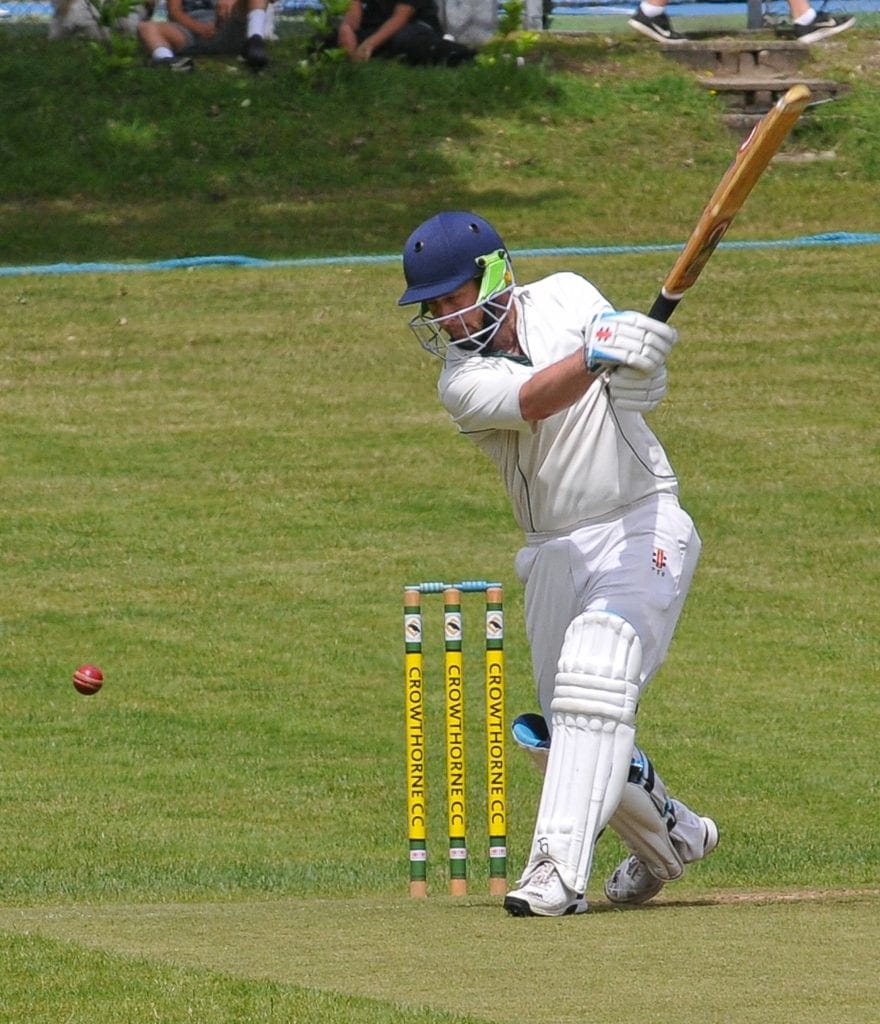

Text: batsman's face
xmin=426 ymin=281 xmax=482 ymax=341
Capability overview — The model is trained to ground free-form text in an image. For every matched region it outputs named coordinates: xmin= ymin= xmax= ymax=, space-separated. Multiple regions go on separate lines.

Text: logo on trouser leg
xmin=651 ymin=548 xmax=667 ymax=575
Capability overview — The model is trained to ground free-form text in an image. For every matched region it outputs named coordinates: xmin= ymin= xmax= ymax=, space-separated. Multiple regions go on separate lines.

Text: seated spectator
xmin=319 ymin=0 xmax=476 ymax=66
xmin=629 ymin=0 xmax=854 ymax=44
xmin=138 ymin=0 xmax=270 ymax=71
xmin=49 ymin=0 xmax=153 ymax=41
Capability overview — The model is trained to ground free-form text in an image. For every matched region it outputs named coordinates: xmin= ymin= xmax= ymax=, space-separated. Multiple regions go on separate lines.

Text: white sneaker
xmin=793 ymin=12 xmax=855 ymax=43
xmin=504 ymin=861 xmax=588 ymax=917
xmin=605 ymin=816 xmax=719 ymax=906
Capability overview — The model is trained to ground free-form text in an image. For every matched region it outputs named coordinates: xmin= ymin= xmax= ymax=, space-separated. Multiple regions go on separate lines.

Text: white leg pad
xmin=525 ymin=611 xmax=642 ymax=894
xmin=608 ymin=750 xmax=684 ymax=881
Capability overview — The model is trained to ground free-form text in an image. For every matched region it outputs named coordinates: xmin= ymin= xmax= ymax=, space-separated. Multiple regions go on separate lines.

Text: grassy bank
xmin=1 ymin=21 xmax=879 ymax=264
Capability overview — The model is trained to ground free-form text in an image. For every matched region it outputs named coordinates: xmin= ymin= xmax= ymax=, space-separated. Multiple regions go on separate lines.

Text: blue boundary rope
xmin=0 ymin=232 xmax=877 ymax=278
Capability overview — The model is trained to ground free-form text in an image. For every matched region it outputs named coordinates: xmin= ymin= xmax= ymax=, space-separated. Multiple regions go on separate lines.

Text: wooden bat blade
xmin=648 ymin=83 xmax=812 ymax=322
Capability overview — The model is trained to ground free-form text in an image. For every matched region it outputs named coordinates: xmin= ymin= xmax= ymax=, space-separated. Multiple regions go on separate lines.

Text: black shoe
xmin=150 ymin=55 xmax=195 ymax=72
xmin=793 ymin=12 xmax=854 ymax=42
xmin=433 ymin=37 xmax=476 ymax=66
xmin=627 ymin=6 xmax=685 ymax=43
xmin=241 ymin=34 xmax=269 ymax=70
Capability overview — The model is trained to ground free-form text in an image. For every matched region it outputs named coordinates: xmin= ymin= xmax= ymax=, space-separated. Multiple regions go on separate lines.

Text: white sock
xmin=640 ymin=2 xmax=667 ymax=16
xmin=794 ymin=8 xmax=817 ymax=24
xmin=152 ymin=46 xmax=174 ymax=60
xmin=247 ymin=9 xmax=266 ymax=37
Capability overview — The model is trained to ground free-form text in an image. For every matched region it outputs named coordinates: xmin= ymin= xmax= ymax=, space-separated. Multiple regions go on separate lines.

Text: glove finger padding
xmin=606 ymin=365 xmax=668 ymax=412
xmin=586 ymin=311 xmax=678 ymax=375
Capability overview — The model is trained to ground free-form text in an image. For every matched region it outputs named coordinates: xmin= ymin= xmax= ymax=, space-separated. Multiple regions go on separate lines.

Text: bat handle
xmin=648 ymin=290 xmax=681 ymax=324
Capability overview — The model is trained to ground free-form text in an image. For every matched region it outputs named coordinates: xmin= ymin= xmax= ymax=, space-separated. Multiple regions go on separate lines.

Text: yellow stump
xmin=484 ymin=585 xmax=507 ymax=895
xmin=404 ymin=588 xmax=427 ymax=898
xmin=444 ymin=587 xmax=467 ymax=896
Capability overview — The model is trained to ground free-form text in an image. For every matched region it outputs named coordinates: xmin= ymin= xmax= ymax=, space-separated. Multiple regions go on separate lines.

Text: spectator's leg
xmin=238 ymin=0 xmax=269 ymax=69
xmin=788 ymin=0 xmax=855 ymax=41
xmin=381 ymin=21 xmax=476 ymax=65
xmin=138 ymin=18 xmax=188 ymax=61
xmin=380 ymin=22 xmax=443 ymax=64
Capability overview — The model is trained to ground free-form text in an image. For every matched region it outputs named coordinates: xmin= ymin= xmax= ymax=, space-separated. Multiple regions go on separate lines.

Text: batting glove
xmin=585 ymin=311 xmax=678 ymax=376
xmin=606 ymin=364 xmax=668 ymax=413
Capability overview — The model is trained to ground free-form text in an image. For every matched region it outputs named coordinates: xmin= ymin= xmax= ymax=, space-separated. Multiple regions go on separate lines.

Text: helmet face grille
xmin=399 ymin=211 xmax=508 ymax=307
xmin=407 ymin=255 xmax=516 ymax=360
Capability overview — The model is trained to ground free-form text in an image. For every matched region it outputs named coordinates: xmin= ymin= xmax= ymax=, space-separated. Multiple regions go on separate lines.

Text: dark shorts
xmin=177 ymin=9 xmax=247 ymax=55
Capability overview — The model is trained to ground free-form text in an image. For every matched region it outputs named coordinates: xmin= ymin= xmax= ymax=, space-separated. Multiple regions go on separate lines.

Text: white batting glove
xmin=606 ymin=365 xmax=668 ymax=413
xmin=585 ymin=311 xmax=678 ymax=376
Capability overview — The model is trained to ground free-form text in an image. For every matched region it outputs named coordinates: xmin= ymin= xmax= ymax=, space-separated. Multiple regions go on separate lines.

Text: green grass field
xmin=1 ymin=17 xmax=879 ymax=1024
xmin=3 ymin=248 xmax=878 ymax=1022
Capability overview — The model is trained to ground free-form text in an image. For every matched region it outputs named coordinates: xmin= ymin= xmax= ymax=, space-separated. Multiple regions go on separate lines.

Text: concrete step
xmin=661 ymin=38 xmax=809 ymax=75
xmin=697 ymin=75 xmax=848 ymax=112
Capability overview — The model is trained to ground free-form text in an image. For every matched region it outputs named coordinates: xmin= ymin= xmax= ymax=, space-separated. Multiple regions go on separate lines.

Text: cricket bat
xmin=648 ymin=83 xmax=812 ymax=323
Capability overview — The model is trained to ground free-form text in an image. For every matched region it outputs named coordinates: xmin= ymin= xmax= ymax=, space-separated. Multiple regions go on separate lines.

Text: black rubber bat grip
xmin=648 ymin=292 xmax=681 ymax=324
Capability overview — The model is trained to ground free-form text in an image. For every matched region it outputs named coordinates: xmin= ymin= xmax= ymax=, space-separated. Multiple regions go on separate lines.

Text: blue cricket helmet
xmin=399 ymin=211 xmax=508 ymax=306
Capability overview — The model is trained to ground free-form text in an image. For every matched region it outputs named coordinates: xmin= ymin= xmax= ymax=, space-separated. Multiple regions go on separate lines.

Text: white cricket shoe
xmin=605 ymin=816 xmax=719 ymax=906
xmin=504 ymin=861 xmax=588 ymax=917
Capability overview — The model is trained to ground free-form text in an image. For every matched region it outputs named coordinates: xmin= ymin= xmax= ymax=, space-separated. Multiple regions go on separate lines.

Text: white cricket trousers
xmin=516 ymin=493 xmax=707 ymax=864
xmin=515 ymin=493 xmax=701 ymax=718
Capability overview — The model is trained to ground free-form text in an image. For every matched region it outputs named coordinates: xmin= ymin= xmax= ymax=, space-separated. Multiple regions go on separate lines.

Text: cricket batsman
xmin=398 ymin=211 xmax=719 ymax=916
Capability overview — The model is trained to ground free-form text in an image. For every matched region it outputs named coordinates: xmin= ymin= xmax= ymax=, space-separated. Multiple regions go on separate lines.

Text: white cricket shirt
xmin=437 ymin=272 xmax=679 ymax=537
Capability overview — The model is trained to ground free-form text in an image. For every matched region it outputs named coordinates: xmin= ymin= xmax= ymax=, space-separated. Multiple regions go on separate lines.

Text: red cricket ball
xmin=73 ymin=664 xmax=104 ymax=696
